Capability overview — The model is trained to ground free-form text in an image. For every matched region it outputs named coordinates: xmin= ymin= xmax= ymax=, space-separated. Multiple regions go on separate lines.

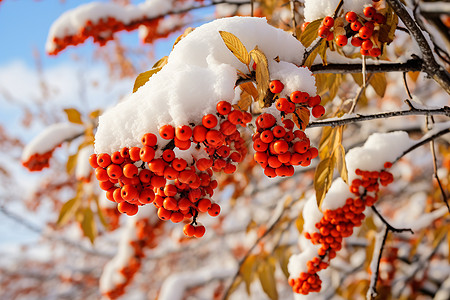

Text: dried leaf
xmin=224 ymin=277 xmax=243 ymax=300
xmin=89 ymin=109 xmax=102 ymax=119
xmin=378 ymin=6 xmax=398 ymax=44
xmin=81 ymin=208 xmax=97 ymax=244
xmin=94 ymin=196 xmax=108 ymax=228
xmin=172 ymin=27 xmax=194 ymax=49
xmin=258 ymin=257 xmax=278 ymax=300
xmin=334 ymin=144 xmax=348 ymax=184
xmin=274 ymin=246 xmax=292 ymax=279
xmin=240 ymin=81 xmax=258 ymax=101
xmin=66 ymin=153 xmax=78 ymax=174
xmin=293 ymin=107 xmax=310 ymax=130
xmin=300 ymin=19 xmax=322 ymax=48
xmin=250 ymin=47 xmax=270 ymax=107
xmin=304 ymin=39 xmax=325 ymax=68
xmin=152 ymin=56 xmax=168 ymax=68
xmin=241 ymin=254 xmax=257 ymax=295
xmin=314 ymin=157 xmax=335 ymax=209
xmin=133 ymin=67 xmax=162 ymax=93
xmin=295 ymin=213 xmax=304 ymax=233
xmin=369 ymin=73 xmax=387 ymax=97
xmin=64 ymin=108 xmax=83 ymax=125
xmin=57 ymin=197 xmax=80 ymax=226
xmin=219 ymin=31 xmax=251 ymax=65
xmin=237 ymin=90 xmax=253 ymax=111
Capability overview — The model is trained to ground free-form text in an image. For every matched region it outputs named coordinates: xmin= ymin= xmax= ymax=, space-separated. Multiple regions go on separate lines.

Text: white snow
xmin=22 ymin=122 xmax=85 ymax=161
xmin=95 ymin=17 xmax=309 ymax=154
xmin=75 ymin=145 xmax=93 ymax=181
xmin=321 ymin=178 xmax=353 ymax=211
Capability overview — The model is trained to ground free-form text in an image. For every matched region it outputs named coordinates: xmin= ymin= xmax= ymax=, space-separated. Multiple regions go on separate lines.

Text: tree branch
xmin=307 ymin=106 xmax=450 ymax=128
xmin=310 ymin=59 xmax=423 ymax=74
xmin=371 ymin=206 xmax=414 ymax=234
xmin=385 ymin=0 xmax=450 ymax=94
xmin=367 ymin=226 xmax=389 ymax=300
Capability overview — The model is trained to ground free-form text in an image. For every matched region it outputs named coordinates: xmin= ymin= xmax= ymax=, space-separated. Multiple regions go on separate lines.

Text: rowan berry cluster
xmin=90 ymin=100 xmax=250 ymax=237
xmin=290 ymin=162 xmax=394 ymax=295
xmin=307 ymin=2 xmax=386 ymax=57
xmin=104 ymin=219 xmax=163 ymax=299
xmin=253 ymin=112 xmax=319 ymax=178
xmin=22 ymin=149 xmax=58 ymax=171
xmin=50 ymin=16 xmax=168 ymax=55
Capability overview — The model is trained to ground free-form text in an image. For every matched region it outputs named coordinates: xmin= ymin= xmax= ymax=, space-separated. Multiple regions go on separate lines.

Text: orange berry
xmin=301 ymin=22 xmax=310 ymax=32
xmin=335 ymin=35 xmax=348 ymax=47
xmin=256 ymin=113 xmax=276 ymax=129
xmin=216 ymin=101 xmax=232 ymax=115
xmin=273 ymin=140 xmax=289 ymax=154
xmin=206 ymin=130 xmax=224 ymax=147
xmin=183 ymin=224 xmax=196 ymax=237
xmin=139 ymin=146 xmax=155 ymax=162
xmin=220 ymin=120 xmax=237 ymax=136
xmin=322 ymin=16 xmax=334 ymax=28
xmin=361 ymin=39 xmax=373 ymax=50
xmin=107 ymin=164 xmax=123 ymax=179
xmin=118 ymin=202 xmax=138 ymax=216
xmin=174 ymin=137 xmax=191 ymax=150
xmin=193 ymin=225 xmax=206 ymax=238
xmin=89 ymin=154 xmax=99 ymax=168
xmin=351 ymin=36 xmax=363 ymax=47
xmin=97 ymin=153 xmax=111 ymax=168
xmin=151 ymin=175 xmax=166 ymax=188
xmin=129 ymin=147 xmax=141 ymax=161
xmin=157 ymin=207 xmax=172 ymax=220
xmin=202 ymin=114 xmax=218 ymax=128
xmin=345 ymin=11 xmax=357 ymax=23
xmin=170 ymin=212 xmax=184 ymax=223
xmin=350 ymin=21 xmax=362 ymax=31
xmin=318 ymin=26 xmax=330 ymax=39
xmin=312 ymin=105 xmax=325 ymax=118
xmin=95 ymin=167 xmax=109 ymax=181
xmin=176 ymin=125 xmax=192 ymax=141
xmin=197 ymin=198 xmax=212 ymax=212
xmin=141 ymin=133 xmax=157 ymax=147
xmin=359 ymin=26 xmax=373 ymax=39
xmin=208 ymin=203 xmax=221 ymax=216
xmin=163 ymin=197 xmax=178 ymax=210
xmin=111 ymin=151 xmax=124 ymax=164
xmin=121 ymin=184 xmax=138 ymax=201
xmin=364 ymin=6 xmax=376 ymax=18
xmin=159 ymin=124 xmax=175 ymax=140
xmin=269 ymin=80 xmax=284 ymax=94
xmin=193 ymin=125 xmax=208 ymax=143
xmin=123 ymin=163 xmax=138 ymax=178
xmin=227 ymin=110 xmax=243 ymax=125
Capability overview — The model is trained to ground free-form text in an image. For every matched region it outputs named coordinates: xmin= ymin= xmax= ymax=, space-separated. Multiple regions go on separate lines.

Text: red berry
xmin=318 ymin=26 xmax=330 ymax=39
xmin=359 ymin=26 xmax=373 ymax=39
xmin=350 ymin=21 xmax=362 ymax=31
xmin=159 ymin=124 xmax=175 ymax=140
xmin=361 ymin=39 xmax=373 ymax=50
xmin=97 ymin=153 xmax=111 ymax=168
xmin=193 ymin=225 xmax=206 ymax=238
xmin=308 ymin=95 xmax=321 ymax=107
xmin=89 ymin=154 xmax=99 ymax=168
xmin=322 ymin=16 xmax=334 ymax=28
xmin=335 ymin=35 xmax=348 ymax=47
xmin=141 ymin=133 xmax=157 ymax=147
xmin=373 ymin=13 xmax=386 ymax=24
xmin=351 ymin=36 xmax=363 ymax=47
xmin=345 ymin=11 xmax=358 ymax=23
xmin=269 ymin=80 xmax=284 ymax=94
xmin=183 ymin=224 xmax=195 ymax=237
xmin=312 ymin=105 xmax=326 ymax=118
xmin=369 ymin=47 xmax=381 ymax=57
xmin=363 ymin=7 xmax=376 ymax=19
xmin=301 ymin=22 xmax=310 ymax=32
xmin=202 ymin=114 xmax=218 ymax=128
xmin=176 ymin=125 xmax=192 ymax=141
xmin=290 ymin=91 xmax=309 ymax=103
xmin=275 ymin=97 xmax=290 ymax=112
xmin=216 ymin=101 xmax=232 ymax=115
xmin=118 ymin=202 xmax=138 ymax=216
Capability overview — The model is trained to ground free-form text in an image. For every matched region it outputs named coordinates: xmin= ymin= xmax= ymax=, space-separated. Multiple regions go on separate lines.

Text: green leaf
xmin=133 ymin=67 xmax=162 ymax=93
xmin=258 ymin=257 xmax=278 ymax=300
xmin=64 ymin=108 xmax=83 ymax=125
xmin=57 ymin=197 xmax=80 ymax=226
xmin=219 ymin=31 xmax=251 ymax=66
xmin=300 ymin=19 xmax=322 ymax=48
xmin=81 ymin=208 xmax=97 ymax=244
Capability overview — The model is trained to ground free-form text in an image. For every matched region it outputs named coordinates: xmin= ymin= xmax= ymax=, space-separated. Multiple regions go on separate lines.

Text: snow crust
xmin=22 ymin=122 xmax=85 ymax=161
xmin=304 ymin=0 xmax=372 ymax=22
xmin=95 ymin=17 xmax=309 ymax=154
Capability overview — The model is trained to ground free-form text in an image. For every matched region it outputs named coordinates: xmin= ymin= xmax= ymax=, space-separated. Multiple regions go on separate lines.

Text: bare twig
xmin=290 ymin=0 xmax=297 ymax=38
xmin=385 ymin=0 xmax=450 ymax=94
xmin=429 ymin=131 xmax=450 ymax=212
xmin=367 ymin=226 xmax=389 ymax=300
xmin=307 ymin=106 xmax=450 ymax=128
xmin=349 ymin=73 xmax=373 ymax=113
xmin=310 ymin=59 xmax=423 ymax=74
xmin=371 ymin=206 xmax=414 ymax=234
xmin=403 ymin=72 xmax=413 ymax=100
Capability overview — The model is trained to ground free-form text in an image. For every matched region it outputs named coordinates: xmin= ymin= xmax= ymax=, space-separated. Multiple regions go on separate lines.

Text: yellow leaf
xmin=219 ymin=31 xmax=251 ymax=66
xmin=378 ymin=5 xmax=398 ymax=44
xmin=274 ymin=246 xmax=292 ymax=279
xmin=293 ymin=107 xmax=310 ymax=130
xmin=172 ymin=27 xmax=195 ymax=49
xmin=152 ymin=56 xmax=168 ymax=68
xmin=57 ymin=197 xmax=80 ymax=226
xmin=133 ymin=67 xmax=162 ymax=93
xmin=314 ymin=157 xmax=335 ymax=209
xmin=250 ymin=47 xmax=270 ymax=108
xmin=258 ymin=257 xmax=278 ymax=300
xmin=224 ymin=277 xmax=243 ymax=300
xmin=240 ymin=81 xmax=258 ymax=102
xmin=237 ymin=91 xmax=252 ymax=111
xmin=303 ymin=39 xmax=325 ymax=68
xmin=94 ymin=196 xmax=109 ymax=229
xmin=241 ymin=254 xmax=257 ymax=295
xmin=64 ymin=108 xmax=83 ymax=125
xmin=81 ymin=208 xmax=97 ymax=244
xmin=300 ymin=19 xmax=322 ymax=48
xmin=334 ymin=144 xmax=348 ymax=184
xmin=295 ymin=213 xmax=304 ymax=233
xmin=369 ymin=73 xmax=387 ymax=97
xmin=66 ymin=153 xmax=78 ymax=175
xmin=89 ymin=109 xmax=102 ymax=119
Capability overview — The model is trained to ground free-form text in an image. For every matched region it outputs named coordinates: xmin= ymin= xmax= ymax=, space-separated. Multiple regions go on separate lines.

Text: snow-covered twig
xmin=385 ymin=0 xmax=450 ymax=94
xmin=310 ymin=59 xmax=423 ymax=74
xmin=307 ymin=106 xmax=450 ymax=128
xmin=367 ymin=226 xmax=389 ymax=300
xmin=371 ymin=206 xmax=414 ymax=234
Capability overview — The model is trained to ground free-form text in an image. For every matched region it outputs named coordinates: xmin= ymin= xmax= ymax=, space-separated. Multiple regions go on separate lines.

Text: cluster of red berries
xmin=104 ymin=219 xmax=163 ymax=299
xmin=22 ymin=148 xmax=58 ymax=171
xmin=270 ymin=80 xmax=325 ymax=119
xmin=290 ymin=162 xmax=394 ymax=295
xmin=304 ymin=2 xmax=386 ymax=57
xmin=50 ymin=16 xmax=168 ymax=55
xmin=253 ymin=113 xmax=318 ymax=178
xmin=90 ymin=100 xmax=250 ymax=237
